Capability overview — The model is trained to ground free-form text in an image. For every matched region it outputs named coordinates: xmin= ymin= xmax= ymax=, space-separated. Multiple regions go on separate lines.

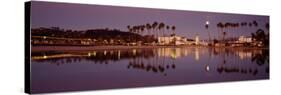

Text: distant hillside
xmin=31 ymin=27 xmax=141 ymax=39
xmin=31 ymin=27 xmax=157 ymax=45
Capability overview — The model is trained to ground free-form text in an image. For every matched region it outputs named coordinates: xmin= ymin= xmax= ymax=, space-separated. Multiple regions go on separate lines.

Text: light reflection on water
xmin=31 ymin=47 xmax=269 ymax=93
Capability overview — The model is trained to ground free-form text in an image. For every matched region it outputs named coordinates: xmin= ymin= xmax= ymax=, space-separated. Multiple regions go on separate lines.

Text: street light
xmin=205 ymin=17 xmax=211 ymax=46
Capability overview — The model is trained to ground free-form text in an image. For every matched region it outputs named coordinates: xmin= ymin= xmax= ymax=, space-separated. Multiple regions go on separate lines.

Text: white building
xmin=158 ymin=35 xmax=187 ymax=45
xmin=195 ymin=34 xmax=200 ymax=45
xmin=157 ymin=34 xmax=209 ymax=46
xmin=238 ymin=36 xmax=252 ymax=43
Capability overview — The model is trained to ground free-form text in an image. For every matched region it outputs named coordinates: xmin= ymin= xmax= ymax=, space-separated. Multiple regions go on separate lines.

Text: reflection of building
xmin=235 ymin=49 xmax=262 ymax=60
xmin=195 ymin=47 xmax=200 ymax=61
xmin=157 ymin=48 xmax=190 ymax=59
xmin=157 ymin=47 xmax=208 ymax=60
xmin=237 ymin=51 xmax=252 ymax=60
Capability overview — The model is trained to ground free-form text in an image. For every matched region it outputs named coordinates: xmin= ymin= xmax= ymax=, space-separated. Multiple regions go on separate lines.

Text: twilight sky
xmin=31 ymin=1 xmax=269 ymax=40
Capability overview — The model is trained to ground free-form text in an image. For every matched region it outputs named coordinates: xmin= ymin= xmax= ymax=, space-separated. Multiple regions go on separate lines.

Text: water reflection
xmin=32 ymin=47 xmax=269 ymax=75
xmin=251 ymin=49 xmax=269 ymax=66
xmin=32 ymin=47 xmax=210 ymax=61
xmin=31 ymin=47 xmax=269 ymax=93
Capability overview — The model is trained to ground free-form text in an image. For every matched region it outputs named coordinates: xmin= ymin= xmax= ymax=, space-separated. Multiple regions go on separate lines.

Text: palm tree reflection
xmin=31 ymin=47 xmax=269 ymax=75
xmin=214 ymin=48 xmax=269 ymax=75
xmin=217 ymin=66 xmax=259 ymax=76
xmin=251 ymin=49 xmax=269 ymax=66
xmin=127 ymin=60 xmax=175 ymax=76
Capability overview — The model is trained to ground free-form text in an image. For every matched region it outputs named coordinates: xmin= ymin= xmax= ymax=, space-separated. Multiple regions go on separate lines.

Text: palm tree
xmin=171 ymin=26 xmax=176 ymax=35
xmin=240 ymin=22 xmax=243 ymax=26
xmin=205 ymin=21 xmax=211 ymax=44
xmin=264 ymin=22 xmax=270 ymax=40
xmin=227 ymin=22 xmax=236 ymax=42
xmin=132 ymin=26 xmax=136 ymax=33
xmin=166 ymin=25 xmax=170 ymax=36
xmin=127 ymin=25 xmax=131 ymax=31
xmin=222 ymin=31 xmax=227 ymax=42
xmin=217 ymin=22 xmax=224 ymax=42
xmin=152 ymin=22 xmax=158 ymax=38
xmin=171 ymin=26 xmax=176 ymax=45
xmin=162 ymin=23 xmax=166 ymax=36
xmin=224 ymin=22 xmax=231 ymax=42
xmin=132 ymin=26 xmax=138 ymax=43
xmin=140 ymin=25 xmax=145 ymax=35
xmin=241 ymin=21 xmax=248 ymax=35
xmin=253 ymin=20 xmax=258 ymax=27
xmin=249 ymin=22 xmax=252 ymax=27
xmin=146 ymin=23 xmax=151 ymax=36
xmin=127 ymin=25 xmax=132 ymax=42
xmin=127 ymin=25 xmax=132 ymax=34
xmin=136 ymin=25 xmax=141 ymax=34
xmin=217 ymin=23 xmax=221 ymax=41
xmin=158 ymin=22 xmax=165 ymax=37
xmin=251 ymin=29 xmax=269 ymax=47
xmin=233 ymin=23 xmax=239 ymax=41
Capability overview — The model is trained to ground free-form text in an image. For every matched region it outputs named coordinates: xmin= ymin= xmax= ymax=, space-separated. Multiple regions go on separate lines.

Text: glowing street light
xmin=205 ymin=16 xmax=211 ymax=45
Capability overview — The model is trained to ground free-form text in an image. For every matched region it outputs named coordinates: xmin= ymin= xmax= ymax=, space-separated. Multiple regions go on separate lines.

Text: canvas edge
xmin=24 ymin=1 xmax=31 ymax=94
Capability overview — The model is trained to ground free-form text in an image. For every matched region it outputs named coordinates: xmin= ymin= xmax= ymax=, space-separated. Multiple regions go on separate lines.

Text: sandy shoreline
xmin=31 ymin=45 xmax=268 ymax=52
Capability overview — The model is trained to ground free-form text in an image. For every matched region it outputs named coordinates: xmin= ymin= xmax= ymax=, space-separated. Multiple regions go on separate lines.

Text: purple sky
xmin=31 ymin=1 xmax=269 ymax=40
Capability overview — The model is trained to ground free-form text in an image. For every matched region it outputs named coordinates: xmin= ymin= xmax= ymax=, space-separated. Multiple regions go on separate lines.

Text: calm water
xmin=31 ymin=47 xmax=269 ymax=93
